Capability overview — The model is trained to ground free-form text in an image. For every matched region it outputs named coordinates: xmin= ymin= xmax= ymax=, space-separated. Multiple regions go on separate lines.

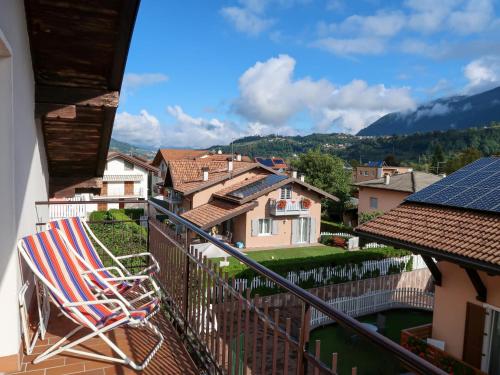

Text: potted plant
xmin=277 ymin=199 xmax=287 ymax=209
xmin=301 ymin=198 xmax=311 ymax=209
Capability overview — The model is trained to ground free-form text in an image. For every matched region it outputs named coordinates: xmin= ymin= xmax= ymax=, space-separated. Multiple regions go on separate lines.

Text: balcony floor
xmin=10 ymin=306 xmax=199 ymax=375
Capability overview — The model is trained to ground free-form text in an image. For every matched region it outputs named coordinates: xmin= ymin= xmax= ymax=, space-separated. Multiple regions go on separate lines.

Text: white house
xmin=102 ymin=152 xmax=159 ymax=201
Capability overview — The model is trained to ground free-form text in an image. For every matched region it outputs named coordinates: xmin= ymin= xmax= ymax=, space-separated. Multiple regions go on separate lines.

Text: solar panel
xmin=273 ymin=158 xmax=285 ymax=164
xmin=228 ymin=174 xmax=288 ymax=199
xmin=406 ymin=157 xmax=500 ymax=214
xmin=256 ymin=158 xmax=275 ymax=167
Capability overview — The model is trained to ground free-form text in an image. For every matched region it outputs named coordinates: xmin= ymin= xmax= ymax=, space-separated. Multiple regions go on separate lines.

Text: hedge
xmin=320 ymin=220 xmax=354 ymax=234
xmin=229 ymin=247 xmax=411 ymax=280
xmin=88 ymin=209 xmax=148 ymax=270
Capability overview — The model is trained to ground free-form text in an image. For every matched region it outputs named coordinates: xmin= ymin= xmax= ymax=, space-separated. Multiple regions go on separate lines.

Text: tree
xmin=383 ymin=154 xmax=399 ymax=166
xmin=291 ymin=149 xmax=351 ymax=219
xmin=430 ymin=144 xmax=445 ymax=174
xmin=444 ymin=148 xmax=482 ymax=174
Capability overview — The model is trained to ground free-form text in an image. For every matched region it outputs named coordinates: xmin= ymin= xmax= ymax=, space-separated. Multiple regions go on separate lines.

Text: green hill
xmin=212 ymin=126 xmax=500 ymax=164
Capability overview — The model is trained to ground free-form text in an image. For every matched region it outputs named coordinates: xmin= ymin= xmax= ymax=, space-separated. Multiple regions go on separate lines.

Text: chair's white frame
xmin=81 ymin=219 xmax=160 ymax=277
xmin=18 ymin=230 xmax=164 ymax=370
xmin=50 ymin=218 xmax=162 ymax=302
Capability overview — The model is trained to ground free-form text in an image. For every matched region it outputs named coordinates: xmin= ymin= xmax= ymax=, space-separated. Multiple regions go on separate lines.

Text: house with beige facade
xmin=355 ymin=161 xmax=414 ymax=183
xmin=356 ymin=157 xmax=500 ymax=375
xmin=354 ymin=171 xmax=442 ymax=215
xmin=162 ymin=156 xmax=337 ymax=249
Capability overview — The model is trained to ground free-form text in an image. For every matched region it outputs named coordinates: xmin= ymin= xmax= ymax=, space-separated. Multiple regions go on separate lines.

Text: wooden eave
xmin=24 ymin=0 xmax=140 ymax=196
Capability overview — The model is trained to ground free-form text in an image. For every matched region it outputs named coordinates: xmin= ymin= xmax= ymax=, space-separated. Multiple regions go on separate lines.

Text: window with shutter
xmin=463 ymin=302 xmax=486 ymax=368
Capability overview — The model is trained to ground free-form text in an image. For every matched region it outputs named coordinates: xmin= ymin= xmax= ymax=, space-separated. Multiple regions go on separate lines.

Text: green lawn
xmin=217 ymin=245 xmax=345 ymax=276
xmin=309 ymin=309 xmax=433 ymax=375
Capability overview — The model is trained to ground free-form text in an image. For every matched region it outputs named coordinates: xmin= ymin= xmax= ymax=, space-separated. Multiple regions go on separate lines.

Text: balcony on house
xmin=269 ymin=198 xmax=310 ymax=216
xmin=164 ymin=188 xmax=182 ymax=204
xmin=13 ymin=198 xmax=446 ymax=375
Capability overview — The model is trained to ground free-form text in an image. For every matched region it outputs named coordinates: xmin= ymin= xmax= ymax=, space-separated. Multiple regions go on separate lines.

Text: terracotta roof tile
xmin=356 ymin=202 xmax=500 ymax=267
xmin=181 ymin=199 xmax=258 ymax=229
xmin=168 ymin=159 xmax=259 ymax=194
xmin=152 ymin=149 xmax=208 ymax=166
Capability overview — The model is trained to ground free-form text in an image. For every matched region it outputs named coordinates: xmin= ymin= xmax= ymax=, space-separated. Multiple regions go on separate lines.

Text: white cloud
xmin=329 ymin=11 xmax=406 ymax=37
xmin=123 ymin=73 xmax=168 ymax=90
xmin=315 ymin=0 xmax=498 ymax=56
xmin=113 ymin=110 xmax=163 ymax=147
xmin=313 ymin=37 xmax=386 ymax=56
xmin=414 ymin=102 xmax=452 ymax=119
xmin=220 ymin=6 xmax=274 ymax=36
xmin=464 ymin=56 xmax=500 ymax=93
xmin=235 ymin=55 xmax=415 ymax=133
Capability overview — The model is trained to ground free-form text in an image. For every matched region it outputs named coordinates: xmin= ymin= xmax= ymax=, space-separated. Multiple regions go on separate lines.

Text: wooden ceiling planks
xmin=24 ymin=0 xmax=140 ymax=196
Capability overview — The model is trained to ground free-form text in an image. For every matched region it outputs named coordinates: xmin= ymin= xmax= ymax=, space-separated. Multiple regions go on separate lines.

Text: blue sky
xmin=113 ymin=0 xmax=500 ymax=148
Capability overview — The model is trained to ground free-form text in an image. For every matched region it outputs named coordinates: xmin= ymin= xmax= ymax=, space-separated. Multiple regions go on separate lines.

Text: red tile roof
xmin=356 ymin=202 xmax=500 ymax=268
xmin=167 ymin=159 xmax=260 ymax=194
xmin=152 ymin=149 xmax=208 ymax=166
xmin=181 ymin=199 xmax=258 ymax=229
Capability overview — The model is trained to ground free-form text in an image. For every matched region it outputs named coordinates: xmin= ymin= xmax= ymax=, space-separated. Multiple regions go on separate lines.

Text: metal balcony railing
xmin=269 ymin=199 xmax=309 ymax=216
xmin=32 ymin=198 xmax=446 ymax=375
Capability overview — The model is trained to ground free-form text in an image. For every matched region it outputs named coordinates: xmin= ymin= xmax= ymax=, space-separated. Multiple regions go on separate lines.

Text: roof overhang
xmin=25 ymin=0 xmax=140 ymax=196
xmin=354 ymin=229 xmax=500 ymax=276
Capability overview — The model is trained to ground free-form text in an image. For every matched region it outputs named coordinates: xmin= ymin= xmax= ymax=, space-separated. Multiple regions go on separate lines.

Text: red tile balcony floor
xmin=9 ymin=307 xmax=199 ymax=375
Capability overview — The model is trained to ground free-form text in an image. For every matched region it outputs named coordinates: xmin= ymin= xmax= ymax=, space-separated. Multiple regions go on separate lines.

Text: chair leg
xmin=34 ymin=318 xmax=164 ymax=371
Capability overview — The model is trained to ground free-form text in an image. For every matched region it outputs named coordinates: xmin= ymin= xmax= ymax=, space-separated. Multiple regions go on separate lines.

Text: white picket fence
xmin=320 ymin=232 xmax=388 ymax=250
xmin=320 ymin=231 xmax=353 ymax=238
xmin=233 ymin=254 xmax=427 ymax=292
xmin=310 ymin=288 xmax=434 ymax=328
xmin=363 ymin=242 xmax=387 ymax=249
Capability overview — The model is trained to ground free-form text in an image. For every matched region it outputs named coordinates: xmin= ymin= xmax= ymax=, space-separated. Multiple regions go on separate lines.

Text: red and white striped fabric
xmin=48 ymin=217 xmax=138 ymax=294
xmin=20 ymin=229 xmax=158 ymax=328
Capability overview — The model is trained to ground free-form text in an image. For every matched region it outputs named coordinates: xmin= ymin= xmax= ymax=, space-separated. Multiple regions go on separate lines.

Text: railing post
xmin=297 ymin=302 xmax=311 ymax=375
xmin=183 ymin=228 xmax=190 ymax=321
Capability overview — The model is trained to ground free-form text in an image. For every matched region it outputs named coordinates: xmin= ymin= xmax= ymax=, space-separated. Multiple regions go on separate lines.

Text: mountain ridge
xmin=357 ymin=86 xmax=500 ymax=136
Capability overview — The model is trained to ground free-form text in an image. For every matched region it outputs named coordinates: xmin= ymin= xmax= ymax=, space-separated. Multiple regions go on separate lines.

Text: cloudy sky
xmin=113 ymin=0 xmax=500 ymax=148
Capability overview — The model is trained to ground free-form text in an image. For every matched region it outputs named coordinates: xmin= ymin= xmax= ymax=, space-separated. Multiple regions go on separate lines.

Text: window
xmin=258 ymin=218 xmax=272 ymax=235
xmin=124 ymin=160 xmax=134 ymax=170
xmin=363 ymin=171 xmax=369 ymax=176
xmin=280 ymin=185 xmax=292 ymax=199
xmin=370 ymin=197 xmax=378 ymax=209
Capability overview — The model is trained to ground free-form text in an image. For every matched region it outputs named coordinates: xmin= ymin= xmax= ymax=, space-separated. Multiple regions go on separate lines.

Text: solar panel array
xmin=273 ymin=158 xmax=285 ymax=164
xmin=228 ymin=174 xmax=288 ymax=199
xmin=255 ymin=157 xmax=275 ymax=168
xmin=406 ymin=157 xmax=500 ymax=214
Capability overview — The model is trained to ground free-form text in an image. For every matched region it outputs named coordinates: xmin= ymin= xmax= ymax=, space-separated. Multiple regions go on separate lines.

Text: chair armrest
xmin=115 ymin=253 xmax=160 ymax=273
xmin=103 ymin=275 xmax=149 ymax=282
xmin=82 ymin=266 xmax=125 ymax=278
xmin=63 ymin=299 xmax=130 ymax=318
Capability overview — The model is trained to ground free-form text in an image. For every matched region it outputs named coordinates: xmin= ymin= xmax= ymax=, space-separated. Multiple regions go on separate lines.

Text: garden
xmin=309 ymin=309 xmax=433 ymax=375
xmin=88 ymin=208 xmax=148 ymax=270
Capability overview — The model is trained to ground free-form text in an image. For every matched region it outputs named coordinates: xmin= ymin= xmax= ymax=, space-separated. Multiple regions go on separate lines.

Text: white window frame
xmin=280 ymin=185 xmax=292 ymax=200
xmin=258 ymin=218 xmax=272 ymax=236
xmin=370 ymin=197 xmax=378 ymax=209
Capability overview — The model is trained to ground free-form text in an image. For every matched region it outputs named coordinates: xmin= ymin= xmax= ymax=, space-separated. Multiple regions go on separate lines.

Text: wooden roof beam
xmin=36 ymin=85 xmax=119 ymax=107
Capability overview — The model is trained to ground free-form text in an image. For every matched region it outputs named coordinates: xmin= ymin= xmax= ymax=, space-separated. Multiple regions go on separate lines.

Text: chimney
xmin=291 ymin=170 xmax=298 ymax=179
xmin=384 ymin=174 xmax=390 ymax=185
xmin=299 ymin=174 xmax=305 ymax=182
xmin=235 ymin=153 xmax=242 ymax=162
xmin=227 ymin=157 xmax=234 ymax=172
xmin=202 ymin=166 xmax=209 ymax=181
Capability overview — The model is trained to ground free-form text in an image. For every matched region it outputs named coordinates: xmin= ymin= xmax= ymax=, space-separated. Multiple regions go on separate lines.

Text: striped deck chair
xmin=18 ymin=229 xmax=163 ymax=370
xmin=48 ymin=217 xmax=160 ymax=299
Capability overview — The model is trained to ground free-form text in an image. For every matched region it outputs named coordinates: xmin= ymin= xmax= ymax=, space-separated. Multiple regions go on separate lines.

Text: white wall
xmin=0 ymin=0 xmax=49 ymax=364
xmin=104 ymin=158 xmax=148 ymax=199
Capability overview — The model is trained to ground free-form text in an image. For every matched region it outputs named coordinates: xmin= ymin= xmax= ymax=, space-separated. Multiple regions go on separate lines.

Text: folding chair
xmin=18 ymin=229 xmax=163 ymax=370
xmin=48 ymin=217 xmax=160 ymax=300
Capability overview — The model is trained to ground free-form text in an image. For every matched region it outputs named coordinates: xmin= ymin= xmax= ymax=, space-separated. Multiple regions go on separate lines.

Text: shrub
xmin=320 ymin=220 xmax=353 ymax=234
xmin=358 ymin=211 xmax=384 ymax=224
xmin=231 ymin=247 xmax=411 ymax=280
